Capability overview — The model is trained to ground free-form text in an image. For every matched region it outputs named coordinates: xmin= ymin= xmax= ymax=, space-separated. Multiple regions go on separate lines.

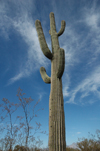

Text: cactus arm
xmin=57 ymin=48 xmax=65 ymax=79
xmin=35 ymin=20 xmax=53 ymax=60
xmin=49 ymin=12 xmax=56 ymax=34
xmin=40 ymin=67 xmax=51 ymax=84
xmin=57 ymin=20 xmax=66 ymax=37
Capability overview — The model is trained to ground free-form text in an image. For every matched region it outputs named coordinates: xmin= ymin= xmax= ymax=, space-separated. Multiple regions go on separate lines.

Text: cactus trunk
xmin=35 ymin=12 xmax=66 ymax=151
xmin=49 ymin=78 xmax=66 ymax=150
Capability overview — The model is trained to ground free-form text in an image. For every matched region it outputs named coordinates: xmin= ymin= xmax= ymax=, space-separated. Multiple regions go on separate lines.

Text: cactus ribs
xmin=35 ymin=12 xmax=66 ymax=151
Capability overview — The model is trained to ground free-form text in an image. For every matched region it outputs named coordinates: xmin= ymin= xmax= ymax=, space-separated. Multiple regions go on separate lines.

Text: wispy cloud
xmin=65 ymin=66 xmax=100 ymax=105
xmin=37 ymin=91 xmax=47 ymax=101
xmin=77 ymin=132 xmax=81 ymax=135
xmin=7 ymin=72 xmax=23 ymax=86
xmin=62 ymin=2 xmax=100 ymax=105
xmin=0 ymin=1 xmax=50 ymax=85
xmin=1 ymin=0 xmax=100 ymax=105
xmin=8 ymin=15 xmax=50 ymax=84
xmin=84 ymin=3 xmax=100 ymax=55
xmin=0 ymin=2 xmax=13 ymax=39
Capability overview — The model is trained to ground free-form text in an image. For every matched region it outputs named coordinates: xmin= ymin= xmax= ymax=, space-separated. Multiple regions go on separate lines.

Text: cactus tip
xmin=35 ymin=20 xmax=41 ymax=26
xmin=50 ymin=12 xmax=54 ymax=17
xmin=62 ymin=20 xmax=66 ymax=26
xmin=40 ymin=67 xmax=46 ymax=72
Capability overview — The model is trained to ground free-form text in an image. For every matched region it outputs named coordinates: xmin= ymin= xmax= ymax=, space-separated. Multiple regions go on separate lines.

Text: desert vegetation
xmin=76 ymin=129 xmax=100 ymax=151
xmin=0 ymin=88 xmax=48 ymax=151
xmin=66 ymin=129 xmax=100 ymax=151
xmin=0 ymin=88 xmax=100 ymax=151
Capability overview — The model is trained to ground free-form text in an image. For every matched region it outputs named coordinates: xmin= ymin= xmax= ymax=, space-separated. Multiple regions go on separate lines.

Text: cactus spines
xmin=35 ymin=12 xmax=66 ymax=151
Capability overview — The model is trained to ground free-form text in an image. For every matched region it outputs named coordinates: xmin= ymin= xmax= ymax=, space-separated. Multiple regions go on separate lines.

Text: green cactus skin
xmin=57 ymin=48 xmax=65 ymax=79
xmin=40 ymin=67 xmax=51 ymax=84
xmin=35 ymin=12 xmax=66 ymax=151
xmin=57 ymin=20 xmax=66 ymax=36
xmin=35 ymin=20 xmax=53 ymax=60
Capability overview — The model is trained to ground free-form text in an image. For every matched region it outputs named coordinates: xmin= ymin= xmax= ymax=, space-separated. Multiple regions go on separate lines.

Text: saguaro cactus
xmin=35 ymin=12 xmax=66 ymax=151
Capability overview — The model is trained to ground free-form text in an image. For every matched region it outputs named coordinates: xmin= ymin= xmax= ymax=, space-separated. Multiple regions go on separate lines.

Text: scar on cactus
xmin=35 ymin=12 xmax=66 ymax=151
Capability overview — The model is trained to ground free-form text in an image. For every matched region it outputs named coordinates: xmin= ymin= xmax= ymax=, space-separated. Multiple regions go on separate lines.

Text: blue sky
xmin=0 ymin=0 xmax=100 ymax=148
